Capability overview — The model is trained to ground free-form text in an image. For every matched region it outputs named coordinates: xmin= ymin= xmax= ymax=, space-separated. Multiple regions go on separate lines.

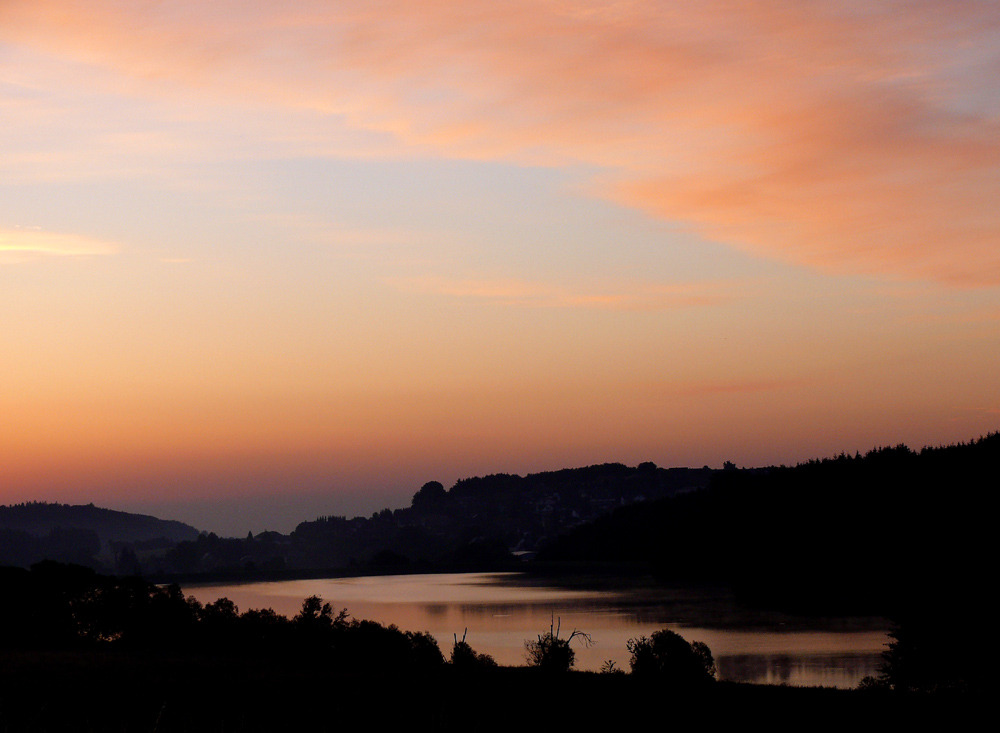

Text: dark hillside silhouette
xmin=538 ymin=434 xmax=995 ymax=692
xmin=0 ymin=501 xmax=199 ymax=544
xmin=0 ymin=502 xmax=199 ymax=571
xmin=285 ymin=462 xmax=713 ymax=571
xmin=540 ymin=434 xmax=994 ymax=612
xmin=5 ymin=464 xmax=713 ymax=577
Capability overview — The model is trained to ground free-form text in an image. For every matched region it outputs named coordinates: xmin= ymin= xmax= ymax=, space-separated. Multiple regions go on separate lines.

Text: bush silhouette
xmin=524 ymin=616 xmax=591 ymax=672
xmin=450 ymin=632 xmax=498 ymax=670
xmin=627 ymin=629 xmax=716 ymax=684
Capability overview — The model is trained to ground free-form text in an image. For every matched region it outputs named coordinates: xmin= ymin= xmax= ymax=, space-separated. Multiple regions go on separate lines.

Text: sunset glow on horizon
xmin=3 ymin=1 xmax=999 ymax=534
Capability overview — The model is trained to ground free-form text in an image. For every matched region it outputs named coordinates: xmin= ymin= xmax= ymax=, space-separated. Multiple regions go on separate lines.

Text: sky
xmin=2 ymin=1 xmax=999 ymax=535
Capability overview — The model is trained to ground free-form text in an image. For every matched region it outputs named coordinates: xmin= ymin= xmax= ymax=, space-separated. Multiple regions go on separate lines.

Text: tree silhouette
xmin=627 ymin=629 xmax=716 ymax=684
xmin=524 ymin=616 xmax=591 ymax=672
xmin=411 ymin=480 xmax=447 ymax=510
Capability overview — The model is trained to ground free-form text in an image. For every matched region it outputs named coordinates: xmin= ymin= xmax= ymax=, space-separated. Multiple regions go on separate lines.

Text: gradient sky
xmin=2 ymin=1 xmax=999 ymax=535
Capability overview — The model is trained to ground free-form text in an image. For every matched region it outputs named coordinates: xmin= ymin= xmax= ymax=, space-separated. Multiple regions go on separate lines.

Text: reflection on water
xmin=188 ymin=572 xmax=887 ymax=688
xmin=718 ymin=653 xmax=883 ymax=688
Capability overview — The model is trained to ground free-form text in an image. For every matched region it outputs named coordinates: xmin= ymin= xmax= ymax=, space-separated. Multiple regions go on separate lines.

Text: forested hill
xmin=0 ymin=502 xmax=200 ymax=570
xmin=537 ymin=434 xmax=997 ymax=615
xmin=156 ymin=462 xmax=715 ymax=576
xmin=0 ymin=502 xmax=199 ymax=544
xmin=284 ymin=463 xmax=715 ymax=571
xmin=1 ymin=464 xmax=714 ymax=577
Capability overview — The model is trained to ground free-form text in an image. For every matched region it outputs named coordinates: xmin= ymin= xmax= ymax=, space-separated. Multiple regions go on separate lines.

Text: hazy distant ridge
xmin=0 ymin=501 xmax=200 ymax=544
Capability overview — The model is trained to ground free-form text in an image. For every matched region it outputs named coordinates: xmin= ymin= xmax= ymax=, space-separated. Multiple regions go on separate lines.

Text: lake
xmin=187 ymin=572 xmax=888 ymax=688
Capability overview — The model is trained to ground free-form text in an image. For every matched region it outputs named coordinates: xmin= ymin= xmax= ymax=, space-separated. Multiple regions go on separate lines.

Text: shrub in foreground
xmin=627 ymin=629 xmax=716 ymax=684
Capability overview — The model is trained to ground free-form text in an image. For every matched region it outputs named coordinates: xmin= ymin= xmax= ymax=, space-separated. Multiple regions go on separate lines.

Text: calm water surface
xmin=188 ymin=572 xmax=887 ymax=688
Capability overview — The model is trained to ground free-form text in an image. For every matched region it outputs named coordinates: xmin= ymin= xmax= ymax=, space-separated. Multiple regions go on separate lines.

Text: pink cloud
xmin=4 ymin=1 xmax=999 ymax=284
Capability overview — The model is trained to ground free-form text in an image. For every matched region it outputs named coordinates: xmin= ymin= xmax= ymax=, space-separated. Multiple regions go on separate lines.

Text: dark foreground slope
xmin=0 ymin=651 xmax=983 ymax=732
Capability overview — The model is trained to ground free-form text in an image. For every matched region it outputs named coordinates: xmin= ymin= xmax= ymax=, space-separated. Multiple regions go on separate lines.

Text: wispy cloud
xmin=4 ymin=1 xmax=999 ymax=283
xmin=390 ymin=275 xmax=743 ymax=310
xmin=0 ymin=227 xmax=117 ymax=260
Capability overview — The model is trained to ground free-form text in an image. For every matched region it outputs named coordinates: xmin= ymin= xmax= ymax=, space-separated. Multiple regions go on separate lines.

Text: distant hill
xmin=283 ymin=462 xmax=714 ymax=572
xmin=0 ymin=502 xmax=200 ymax=544
xmin=0 ymin=502 xmax=200 ymax=570
xmin=154 ymin=462 xmax=716 ymax=577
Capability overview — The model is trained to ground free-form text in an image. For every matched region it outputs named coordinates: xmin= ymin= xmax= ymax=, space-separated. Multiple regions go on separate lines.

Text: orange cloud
xmin=3 ymin=1 xmax=999 ymax=283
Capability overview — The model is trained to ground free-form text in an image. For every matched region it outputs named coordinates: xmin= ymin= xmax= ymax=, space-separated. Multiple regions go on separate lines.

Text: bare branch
xmin=567 ymin=629 xmax=594 ymax=648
